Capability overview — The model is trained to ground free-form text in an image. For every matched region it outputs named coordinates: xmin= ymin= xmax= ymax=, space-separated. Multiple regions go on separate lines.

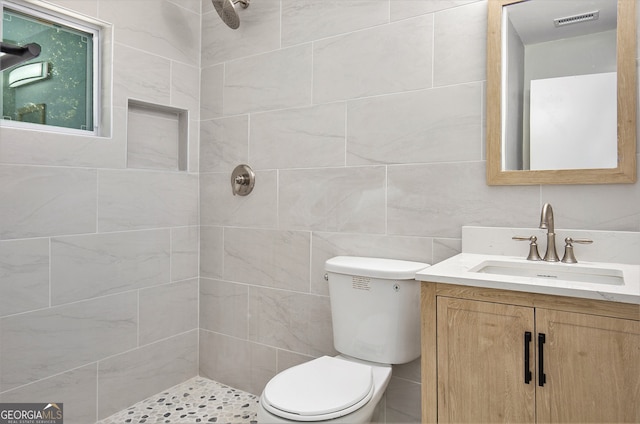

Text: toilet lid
xmin=262 ymin=356 xmax=374 ymax=421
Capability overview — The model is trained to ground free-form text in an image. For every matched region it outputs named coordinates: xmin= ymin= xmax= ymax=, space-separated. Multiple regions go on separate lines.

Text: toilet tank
xmin=325 ymin=256 xmax=429 ymax=365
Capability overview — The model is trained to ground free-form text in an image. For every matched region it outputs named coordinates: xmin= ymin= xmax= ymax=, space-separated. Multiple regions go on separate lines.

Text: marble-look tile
xmin=0 ymin=364 xmax=97 ymax=424
xmin=541 ymin=184 xmax=640 ymax=232
xmin=99 ymin=0 xmax=200 ymax=66
xmin=433 ymin=1 xmax=487 ymax=86
xmin=98 ymin=169 xmax=198 ymax=232
xmin=278 ymin=166 xmax=386 ymax=233
xmin=51 ymin=230 xmax=170 ymax=305
xmin=385 ymin=376 xmax=422 ymax=423
xmin=223 ymin=227 xmax=311 ymax=291
xmin=387 ymin=162 xmax=540 ymax=238
xmin=310 ymin=233 xmax=433 ymax=295
xmin=390 ymin=0 xmax=479 ymax=21
xmin=281 ymin=0 xmax=389 ymax=47
xmin=200 ymin=171 xmax=278 ymax=228
xmin=392 ymin=356 xmax=422 ymax=383
xmin=276 ymin=350 xmax=315 ymax=374
xmin=187 ymin=119 xmax=200 ymax=174
xmin=168 ymin=0 xmax=201 ymax=13
xmin=200 ymin=226 xmax=224 ymax=280
xmin=224 ymin=45 xmax=313 ymax=115
xmin=0 ymin=165 xmax=97 ymax=240
xmin=0 ymin=110 xmax=126 ymax=168
xmin=139 ymin=280 xmax=198 ymax=345
xmin=171 ymin=62 xmax=200 ymax=120
xmin=97 ymin=331 xmax=198 ymax=420
xmin=248 ymin=287 xmax=335 ymax=357
xmin=0 ymin=238 xmax=49 ymax=317
xmin=199 ymin=330 xmax=277 ymax=395
xmin=347 ymin=83 xmax=483 ymax=165
xmin=127 ymin=106 xmax=180 ymax=170
xmin=171 ymin=226 xmax=199 ymax=281
xmin=113 ymin=44 xmax=171 ymax=108
xmin=0 ymin=292 xmax=137 ymax=392
xmin=433 ymin=237 xmax=462 ymax=264
xmin=200 ymin=115 xmax=249 ymax=173
xmin=201 ymin=0 xmax=280 ymax=66
xmin=46 ymin=0 xmax=98 ymax=17
xmin=313 ymin=15 xmax=433 ymax=104
xmin=200 ymin=279 xmax=249 ymax=338
xmin=200 ymin=64 xmax=224 ymax=120
xmin=250 ymin=103 xmax=346 ymax=170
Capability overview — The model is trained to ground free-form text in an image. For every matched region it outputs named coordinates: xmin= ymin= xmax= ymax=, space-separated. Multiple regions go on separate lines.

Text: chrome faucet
xmin=539 ymin=203 xmax=559 ymax=262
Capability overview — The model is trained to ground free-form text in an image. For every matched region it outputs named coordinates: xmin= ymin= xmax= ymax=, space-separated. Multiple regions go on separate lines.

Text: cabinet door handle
xmin=524 ymin=331 xmax=532 ymax=384
xmin=538 ymin=333 xmax=546 ymax=387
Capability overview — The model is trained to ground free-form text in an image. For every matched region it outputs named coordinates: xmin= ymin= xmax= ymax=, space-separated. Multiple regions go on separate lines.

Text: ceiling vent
xmin=554 ymin=10 xmax=600 ymax=27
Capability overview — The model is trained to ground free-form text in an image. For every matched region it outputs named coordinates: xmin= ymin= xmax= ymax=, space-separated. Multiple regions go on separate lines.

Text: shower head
xmin=212 ymin=0 xmax=249 ymax=30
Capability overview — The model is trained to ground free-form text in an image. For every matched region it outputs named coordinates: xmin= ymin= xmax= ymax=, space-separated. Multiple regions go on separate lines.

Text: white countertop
xmin=416 ymin=253 xmax=640 ymax=305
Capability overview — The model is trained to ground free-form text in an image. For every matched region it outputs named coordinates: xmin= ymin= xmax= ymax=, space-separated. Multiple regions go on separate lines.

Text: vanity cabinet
xmin=421 ymin=283 xmax=640 ymax=423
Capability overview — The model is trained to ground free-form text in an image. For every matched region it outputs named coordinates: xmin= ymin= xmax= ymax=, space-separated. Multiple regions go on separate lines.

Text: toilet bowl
xmin=257 ymin=256 xmax=429 ymax=424
xmin=257 ymin=355 xmax=391 ymax=423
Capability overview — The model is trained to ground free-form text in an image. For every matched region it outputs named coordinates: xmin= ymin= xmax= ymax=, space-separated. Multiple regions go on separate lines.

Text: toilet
xmin=257 ymin=256 xmax=429 ymax=423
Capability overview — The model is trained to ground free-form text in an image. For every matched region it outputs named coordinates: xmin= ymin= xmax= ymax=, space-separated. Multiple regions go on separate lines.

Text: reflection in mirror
xmin=486 ymin=0 xmax=637 ymax=185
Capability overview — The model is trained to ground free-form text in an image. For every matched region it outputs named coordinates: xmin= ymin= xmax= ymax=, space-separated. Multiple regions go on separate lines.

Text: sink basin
xmin=470 ymin=260 xmax=625 ymax=285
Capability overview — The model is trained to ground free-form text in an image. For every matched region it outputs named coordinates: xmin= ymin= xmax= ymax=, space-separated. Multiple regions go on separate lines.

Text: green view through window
xmin=1 ymin=1 xmax=97 ymax=133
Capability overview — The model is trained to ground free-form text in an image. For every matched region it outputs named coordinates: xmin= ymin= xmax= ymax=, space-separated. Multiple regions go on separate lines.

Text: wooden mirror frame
xmin=486 ymin=0 xmax=637 ymax=185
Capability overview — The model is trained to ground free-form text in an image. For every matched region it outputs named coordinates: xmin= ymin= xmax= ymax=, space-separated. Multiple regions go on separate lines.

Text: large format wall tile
xmin=200 ymin=278 xmax=248 ymax=339
xmin=139 ymin=279 xmax=198 ymax=345
xmin=347 ymin=83 xmax=483 ymax=165
xmin=0 ymin=238 xmax=49 ymax=317
xmin=97 ymin=331 xmax=198 ymax=419
xmin=390 ymin=0 xmax=478 ymax=21
xmin=278 ymin=167 xmax=386 ymax=233
xmin=199 ymin=330 xmax=276 ymax=396
xmin=200 ymin=226 xmax=224 ymax=280
xmin=98 ymin=170 xmax=198 ymax=232
xmin=200 ymin=65 xmax=224 ymax=120
xmin=250 ymin=103 xmax=346 ymax=170
xmin=223 ymin=228 xmax=310 ymax=291
xmin=100 ymin=0 xmax=200 ymax=66
xmin=51 ymin=230 xmax=170 ymax=305
xmin=201 ymin=0 xmax=280 ymax=66
xmin=200 ymin=115 xmax=249 ymax=173
xmin=248 ymin=287 xmax=334 ymax=357
xmin=171 ymin=226 xmax=199 ymax=281
xmin=200 ymin=171 xmax=278 ymax=228
xmin=387 ymin=162 xmax=540 ymax=238
xmin=0 ymin=165 xmax=96 ymax=240
xmin=281 ymin=0 xmax=389 ymax=47
xmin=224 ymin=45 xmax=313 ymax=115
xmin=113 ymin=44 xmax=171 ymax=108
xmin=433 ymin=1 xmax=487 ymax=86
xmin=313 ymin=15 xmax=433 ymax=103
xmin=0 ymin=292 xmax=137 ymax=392
xmin=0 ymin=364 xmax=97 ymax=424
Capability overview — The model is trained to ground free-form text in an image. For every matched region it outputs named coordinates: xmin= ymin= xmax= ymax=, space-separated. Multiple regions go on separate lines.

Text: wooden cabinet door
xmin=437 ymin=297 xmax=536 ymax=423
xmin=535 ymin=309 xmax=640 ymax=423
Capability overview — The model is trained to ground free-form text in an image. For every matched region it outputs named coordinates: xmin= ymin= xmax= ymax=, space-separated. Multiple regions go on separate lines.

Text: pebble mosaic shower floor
xmin=97 ymin=377 xmax=259 ymax=424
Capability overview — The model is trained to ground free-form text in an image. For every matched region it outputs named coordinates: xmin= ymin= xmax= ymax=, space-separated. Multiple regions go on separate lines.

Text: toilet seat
xmin=261 ymin=356 xmax=374 ymax=422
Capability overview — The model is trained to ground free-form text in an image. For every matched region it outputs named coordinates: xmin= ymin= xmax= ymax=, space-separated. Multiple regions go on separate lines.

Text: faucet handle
xmin=512 ymin=235 xmax=542 ymax=261
xmin=561 ymin=237 xmax=593 ymax=264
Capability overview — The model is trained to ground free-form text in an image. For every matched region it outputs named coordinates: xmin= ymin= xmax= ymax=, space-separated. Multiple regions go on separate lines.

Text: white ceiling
xmin=506 ymin=0 xmax=617 ymax=45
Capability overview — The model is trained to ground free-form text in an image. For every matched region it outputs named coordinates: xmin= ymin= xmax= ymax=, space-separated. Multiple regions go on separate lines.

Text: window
xmin=1 ymin=0 xmax=100 ymax=134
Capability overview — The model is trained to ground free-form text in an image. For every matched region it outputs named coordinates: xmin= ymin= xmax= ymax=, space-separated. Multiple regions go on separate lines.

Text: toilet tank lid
xmin=325 ymin=256 xmax=429 ymax=280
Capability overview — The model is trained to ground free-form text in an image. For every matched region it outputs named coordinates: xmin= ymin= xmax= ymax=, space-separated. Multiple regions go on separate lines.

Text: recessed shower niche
xmin=127 ymin=99 xmax=188 ymax=171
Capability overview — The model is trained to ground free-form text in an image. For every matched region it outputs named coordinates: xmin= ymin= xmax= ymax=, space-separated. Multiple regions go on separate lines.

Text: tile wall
xmin=0 ymin=1 xmax=639 ymax=424
xmin=199 ymin=0 xmax=640 ymax=422
xmin=0 ymin=0 xmax=201 ymax=423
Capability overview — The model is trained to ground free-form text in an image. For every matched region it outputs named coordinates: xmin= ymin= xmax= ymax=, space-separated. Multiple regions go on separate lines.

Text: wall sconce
xmin=8 ymin=61 xmax=50 ymax=88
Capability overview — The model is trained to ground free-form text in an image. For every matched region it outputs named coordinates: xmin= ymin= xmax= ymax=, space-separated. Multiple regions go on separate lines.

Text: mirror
xmin=487 ymin=0 xmax=637 ymax=185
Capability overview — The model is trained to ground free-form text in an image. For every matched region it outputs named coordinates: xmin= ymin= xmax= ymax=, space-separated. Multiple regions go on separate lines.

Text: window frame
xmin=0 ymin=0 xmax=101 ymax=136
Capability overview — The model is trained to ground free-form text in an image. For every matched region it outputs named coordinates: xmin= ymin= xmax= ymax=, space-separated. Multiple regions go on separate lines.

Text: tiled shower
xmin=1 ymin=0 xmax=639 ymax=423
